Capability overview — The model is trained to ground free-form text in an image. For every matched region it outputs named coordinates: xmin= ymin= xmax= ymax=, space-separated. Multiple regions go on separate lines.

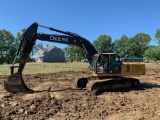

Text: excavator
xmin=4 ymin=22 xmax=145 ymax=94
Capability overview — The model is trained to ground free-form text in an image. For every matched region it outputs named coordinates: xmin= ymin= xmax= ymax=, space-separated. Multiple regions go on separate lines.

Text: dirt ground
xmin=0 ymin=63 xmax=160 ymax=120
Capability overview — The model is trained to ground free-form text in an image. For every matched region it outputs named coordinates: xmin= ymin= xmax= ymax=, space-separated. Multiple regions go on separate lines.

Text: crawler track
xmin=75 ymin=77 xmax=140 ymax=92
xmin=86 ymin=78 xmax=140 ymax=92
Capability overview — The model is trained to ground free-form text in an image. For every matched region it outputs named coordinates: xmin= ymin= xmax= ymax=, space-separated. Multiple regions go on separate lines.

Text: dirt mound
xmin=0 ymin=64 xmax=160 ymax=120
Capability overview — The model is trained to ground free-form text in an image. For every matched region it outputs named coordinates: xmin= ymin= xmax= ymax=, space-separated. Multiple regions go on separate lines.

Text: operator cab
xmin=91 ymin=53 xmax=122 ymax=74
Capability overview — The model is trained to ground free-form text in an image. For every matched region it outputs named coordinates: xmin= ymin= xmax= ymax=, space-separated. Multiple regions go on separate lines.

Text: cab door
xmin=109 ymin=54 xmax=121 ymax=74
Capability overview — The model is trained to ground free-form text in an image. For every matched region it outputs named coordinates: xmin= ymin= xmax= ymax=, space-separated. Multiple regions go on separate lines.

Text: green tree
xmin=113 ymin=34 xmax=129 ymax=57
xmin=127 ymin=33 xmax=151 ymax=58
xmin=144 ymin=46 xmax=160 ymax=61
xmin=16 ymin=28 xmax=27 ymax=48
xmin=0 ymin=29 xmax=15 ymax=64
xmin=93 ymin=35 xmax=112 ymax=53
xmin=64 ymin=46 xmax=85 ymax=62
xmin=155 ymin=29 xmax=160 ymax=45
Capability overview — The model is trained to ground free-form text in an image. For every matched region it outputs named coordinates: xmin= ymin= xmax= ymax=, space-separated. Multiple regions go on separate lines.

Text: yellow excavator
xmin=4 ymin=23 xmax=145 ymax=93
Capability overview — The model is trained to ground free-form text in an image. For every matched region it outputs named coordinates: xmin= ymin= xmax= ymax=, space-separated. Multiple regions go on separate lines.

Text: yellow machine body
xmin=92 ymin=53 xmax=145 ymax=77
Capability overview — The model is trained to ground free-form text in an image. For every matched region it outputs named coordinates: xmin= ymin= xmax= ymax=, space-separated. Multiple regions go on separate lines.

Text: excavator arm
xmin=4 ymin=22 xmax=98 ymax=93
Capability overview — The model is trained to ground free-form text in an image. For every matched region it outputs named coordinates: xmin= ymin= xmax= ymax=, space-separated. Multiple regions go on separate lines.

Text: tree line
xmin=0 ymin=28 xmax=160 ymax=64
xmin=64 ymin=31 xmax=160 ymax=62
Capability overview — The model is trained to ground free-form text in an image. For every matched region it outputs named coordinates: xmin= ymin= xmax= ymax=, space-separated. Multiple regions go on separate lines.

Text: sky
xmin=1 ymin=0 xmax=160 ymax=49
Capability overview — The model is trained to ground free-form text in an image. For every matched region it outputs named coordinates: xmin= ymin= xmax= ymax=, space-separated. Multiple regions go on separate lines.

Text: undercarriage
xmin=75 ymin=76 xmax=140 ymax=93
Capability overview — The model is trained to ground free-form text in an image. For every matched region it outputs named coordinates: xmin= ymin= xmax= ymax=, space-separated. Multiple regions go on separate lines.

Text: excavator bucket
xmin=4 ymin=72 xmax=34 ymax=94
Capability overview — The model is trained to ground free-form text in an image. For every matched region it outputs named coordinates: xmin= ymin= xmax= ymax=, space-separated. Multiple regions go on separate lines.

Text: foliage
xmin=129 ymin=33 xmax=151 ymax=58
xmin=0 ymin=26 xmax=159 ymax=64
xmin=112 ymin=34 xmax=129 ymax=57
xmin=0 ymin=29 xmax=15 ymax=64
xmin=0 ymin=28 xmax=45 ymax=64
xmin=64 ymin=46 xmax=85 ymax=62
xmin=113 ymin=33 xmax=151 ymax=58
xmin=63 ymin=33 xmax=154 ymax=61
xmin=93 ymin=35 xmax=112 ymax=53
xmin=144 ymin=46 xmax=160 ymax=61
xmin=155 ymin=29 xmax=160 ymax=45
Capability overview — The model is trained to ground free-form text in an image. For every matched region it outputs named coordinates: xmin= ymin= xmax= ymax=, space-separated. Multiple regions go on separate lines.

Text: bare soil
xmin=0 ymin=63 xmax=160 ymax=120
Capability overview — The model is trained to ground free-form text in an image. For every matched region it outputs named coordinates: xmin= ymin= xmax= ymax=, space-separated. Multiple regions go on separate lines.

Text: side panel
xmin=92 ymin=62 xmax=145 ymax=77
xmin=121 ymin=62 xmax=145 ymax=75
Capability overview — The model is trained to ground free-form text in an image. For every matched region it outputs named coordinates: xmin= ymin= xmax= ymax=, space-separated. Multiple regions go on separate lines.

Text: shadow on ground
xmin=29 ymin=82 xmax=160 ymax=96
xmin=96 ymin=82 xmax=160 ymax=95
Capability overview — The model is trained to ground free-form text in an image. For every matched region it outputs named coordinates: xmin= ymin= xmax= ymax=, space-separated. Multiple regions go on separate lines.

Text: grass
xmin=0 ymin=62 xmax=89 ymax=75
